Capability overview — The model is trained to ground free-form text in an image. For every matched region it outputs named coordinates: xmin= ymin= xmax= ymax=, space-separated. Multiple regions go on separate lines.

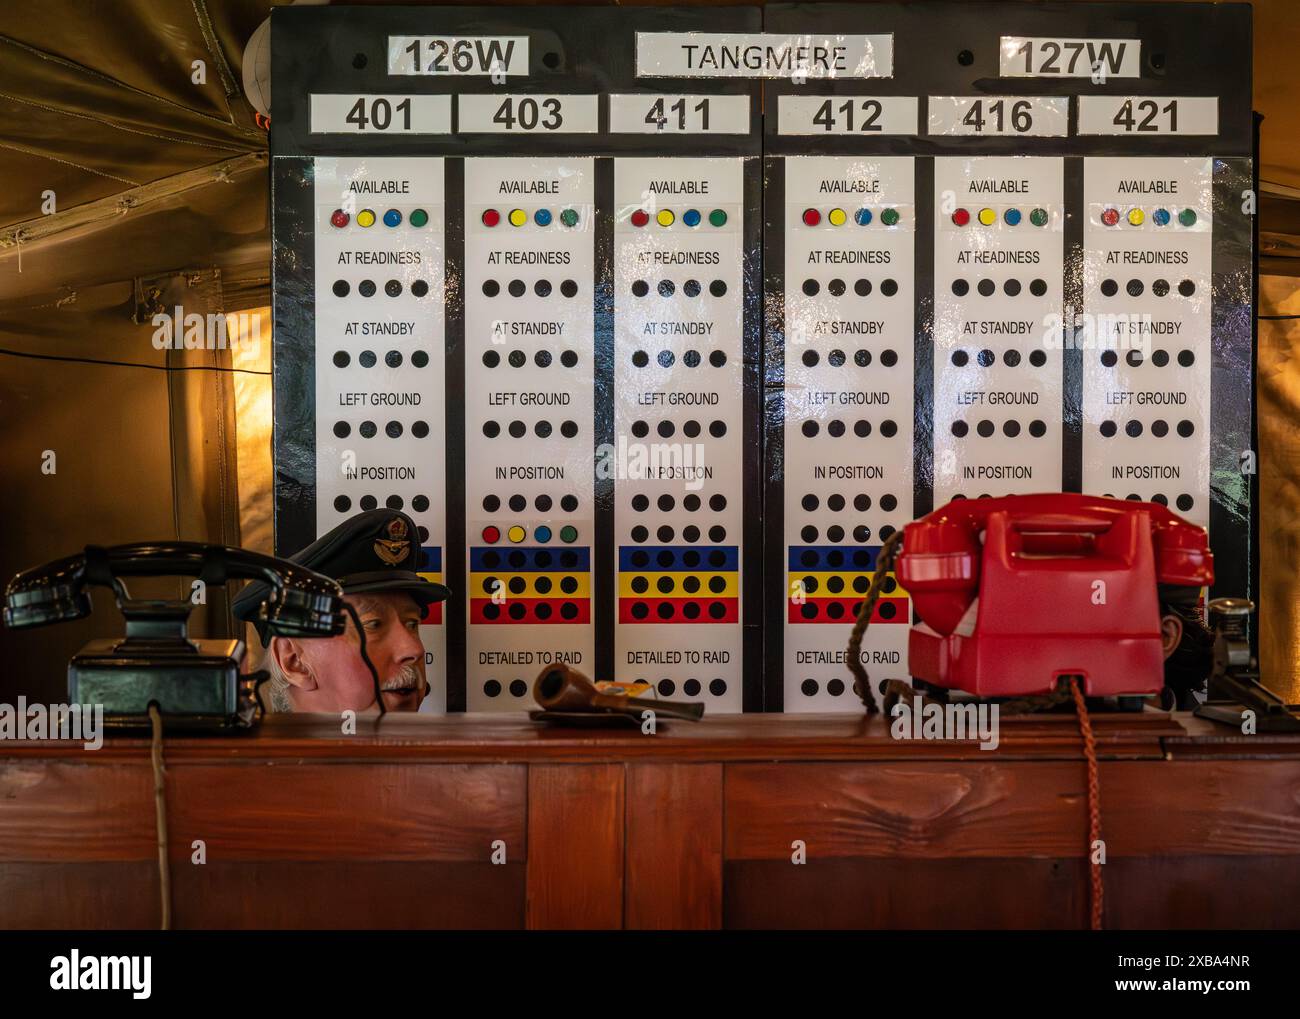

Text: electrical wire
xmin=147 ymin=703 xmax=172 ymax=931
xmin=0 ymin=345 xmax=269 ymax=374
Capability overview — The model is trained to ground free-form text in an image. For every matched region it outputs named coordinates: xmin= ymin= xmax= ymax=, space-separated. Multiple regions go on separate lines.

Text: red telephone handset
xmin=895 ymin=493 xmax=1214 ymax=698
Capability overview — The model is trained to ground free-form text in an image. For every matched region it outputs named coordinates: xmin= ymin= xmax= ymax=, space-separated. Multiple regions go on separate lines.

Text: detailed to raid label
xmin=636 ymin=33 xmax=893 ymax=78
xmin=387 ymin=36 xmax=528 ymax=76
xmin=999 ymin=36 xmax=1141 ymax=78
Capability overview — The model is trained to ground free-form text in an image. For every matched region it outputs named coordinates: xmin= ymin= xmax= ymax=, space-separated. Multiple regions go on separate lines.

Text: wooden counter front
xmin=1 ymin=711 xmax=1297 ymax=929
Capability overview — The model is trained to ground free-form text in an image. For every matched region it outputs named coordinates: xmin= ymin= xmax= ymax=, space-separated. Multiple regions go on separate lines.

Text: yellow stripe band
xmin=469 ymin=572 xmax=591 ymax=598
xmin=619 ymin=571 xmax=738 ymax=597
xmin=786 ymin=571 xmax=908 ymax=599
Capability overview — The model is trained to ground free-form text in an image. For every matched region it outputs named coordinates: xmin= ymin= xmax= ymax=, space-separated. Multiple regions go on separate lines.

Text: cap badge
xmin=374 ymin=516 xmax=410 ymax=566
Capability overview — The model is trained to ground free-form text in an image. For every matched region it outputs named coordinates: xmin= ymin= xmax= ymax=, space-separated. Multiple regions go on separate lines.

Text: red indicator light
xmin=482 ymin=209 xmax=501 ymax=227
xmin=952 ymin=208 xmax=970 ymax=226
xmin=481 ymin=526 xmax=500 ymax=544
xmin=802 ymin=208 xmax=821 ymax=226
xmin=630 ymin=209 xmax=650 ymax=227
xmin=330 ymin=209 xmax=349 ymax=228
xmin=1101 ymin=207 xmax=1120 ymax=226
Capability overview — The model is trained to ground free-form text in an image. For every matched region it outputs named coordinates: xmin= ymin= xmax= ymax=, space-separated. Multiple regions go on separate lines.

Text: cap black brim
xmin=338 ymin=570 xmax=451 ymax=606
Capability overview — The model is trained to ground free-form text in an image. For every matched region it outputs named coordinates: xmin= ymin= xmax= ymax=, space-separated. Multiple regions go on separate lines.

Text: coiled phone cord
xmin=844 ymin=530 xmax=1105 ymax=929
xmin=1068 ymin=677 xmax=1105 ymax=930
xmin=845 ymin=529 xmax=904 ymax=714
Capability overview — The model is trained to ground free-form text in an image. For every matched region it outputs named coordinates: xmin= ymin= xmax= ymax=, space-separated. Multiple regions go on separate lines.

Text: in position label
xmin=464 ymin=157 xmax=596 ymax=709
xmin=782 ymin=156 xmax=915 ymax=712
xmin=1081 ymin=157 xmax=1212 ymax=526
xmin=313 ymin=157 xmax=448 ymax=708
xmin=613 ymin=157 xmax=746 ymax=712
xmin=933 ymin=156 xmax=1064 ymax=502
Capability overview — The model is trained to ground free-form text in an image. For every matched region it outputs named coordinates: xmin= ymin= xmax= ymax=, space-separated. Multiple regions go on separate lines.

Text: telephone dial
xmin=3 ymin=543 xmax=346 ymax=729
xmin=896 ymin=493 xmax=1215 ymax=699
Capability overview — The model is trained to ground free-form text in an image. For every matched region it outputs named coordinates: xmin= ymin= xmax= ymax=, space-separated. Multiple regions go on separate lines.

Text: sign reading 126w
xmin=388 ymin=36 xmax=529 ymax=75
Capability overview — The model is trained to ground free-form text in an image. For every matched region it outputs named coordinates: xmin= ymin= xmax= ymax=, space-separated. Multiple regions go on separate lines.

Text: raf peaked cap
xmin=233 ymin=509 xmax=450 ymax=643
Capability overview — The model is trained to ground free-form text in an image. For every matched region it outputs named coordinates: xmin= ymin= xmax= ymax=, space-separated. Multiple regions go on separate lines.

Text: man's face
xmin=276 ymin=591 xmax=427 ymax=713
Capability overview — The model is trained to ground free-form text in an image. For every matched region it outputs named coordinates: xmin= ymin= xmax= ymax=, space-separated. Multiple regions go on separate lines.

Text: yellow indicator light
xmin=1127 ymin=208 xmax=1145 ymax=226
xmin=656 ymin=209 xmax=675 ymax=227
xmin=977 ymin=208 xmax=996 ymax=226
xmin=356 ymin=209 xmax=375 ymax=228
xmin=828 ymin=207 xmax=847 ymax=226
xmin=507 ymin=525 xmax=526 ymax=543
xmin=508 ymin=209 xmax=527 ymax=227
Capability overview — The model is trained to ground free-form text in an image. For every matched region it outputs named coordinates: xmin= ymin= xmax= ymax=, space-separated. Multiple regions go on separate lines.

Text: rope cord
xmin=845 ymin=528 xmax=905 ymax=714
xmin=843 ymin=527 xmax=1105 ymax=929
xmin=1069 ymin=677 xmax=1105 ymax=930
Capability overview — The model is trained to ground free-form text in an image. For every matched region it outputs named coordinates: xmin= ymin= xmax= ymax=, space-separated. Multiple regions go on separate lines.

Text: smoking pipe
xmin=533 ymin=663 xmax=705 ymax=720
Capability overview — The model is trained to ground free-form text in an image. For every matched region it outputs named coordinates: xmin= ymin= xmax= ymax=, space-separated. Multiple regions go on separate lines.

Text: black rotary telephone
xmin=3 ymin=543 xmax=346 ymax=730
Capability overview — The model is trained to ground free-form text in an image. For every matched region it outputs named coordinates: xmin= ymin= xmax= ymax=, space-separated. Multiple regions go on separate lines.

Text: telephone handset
xmin=4 ymin=542 xmax=346 ymax=729
xmin=896 ymin=493 xmax=1214 ymax=699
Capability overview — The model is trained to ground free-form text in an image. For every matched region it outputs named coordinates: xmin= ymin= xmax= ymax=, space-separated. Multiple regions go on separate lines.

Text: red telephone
xmin=896 ymin=493 xmax=1214 ymax=699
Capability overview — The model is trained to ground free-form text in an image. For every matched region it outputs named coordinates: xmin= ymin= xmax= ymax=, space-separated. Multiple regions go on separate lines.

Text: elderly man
xmin=233 ymin=509 xmax=449 ymax=713
xmin=1158 ymin=584 xmax=1216 ymax=709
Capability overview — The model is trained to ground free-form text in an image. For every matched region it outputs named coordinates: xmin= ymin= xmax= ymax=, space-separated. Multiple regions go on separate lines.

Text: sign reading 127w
xmin=999 ymin=36 xmax=1141 ymax=78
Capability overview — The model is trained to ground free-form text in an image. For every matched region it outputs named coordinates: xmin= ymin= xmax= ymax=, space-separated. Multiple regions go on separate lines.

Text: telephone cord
xmin=845 ymin=528 xmax=904 ymax=714
xmin=148 ymin=703 xmax=172 ymax=931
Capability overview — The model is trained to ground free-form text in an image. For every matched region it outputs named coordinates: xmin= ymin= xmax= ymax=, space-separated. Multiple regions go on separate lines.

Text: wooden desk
xmin=2 ymin=711 xmax=1298 ymax=929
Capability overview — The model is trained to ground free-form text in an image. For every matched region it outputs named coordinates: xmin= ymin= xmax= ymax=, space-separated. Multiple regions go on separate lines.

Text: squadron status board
xmin=271 ymin=2 xmax=1254 ymax=713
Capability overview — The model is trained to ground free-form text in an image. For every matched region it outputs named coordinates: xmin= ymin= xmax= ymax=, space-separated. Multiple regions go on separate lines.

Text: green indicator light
xmin=559 ymin=208 xmax=579 ymax=227
xmin=880 ymin=208 xmax=900 ymax=226
xmin=708 ymin=208 xmax=728 ymax=227
xmin=1178 ymin=208 xmax=1198 ymax=227
xmin=1029 ymin=207 xmax=1049 ymax=227
xmin=409 ymin=208 xmax=429 ymax=227
xmin=559 ymin=525 xmax=579 ymax=544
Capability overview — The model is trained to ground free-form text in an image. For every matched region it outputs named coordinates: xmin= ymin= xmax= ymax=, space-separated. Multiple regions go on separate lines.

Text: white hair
xmin=256 ymin=641 xmax=295 ymax=713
